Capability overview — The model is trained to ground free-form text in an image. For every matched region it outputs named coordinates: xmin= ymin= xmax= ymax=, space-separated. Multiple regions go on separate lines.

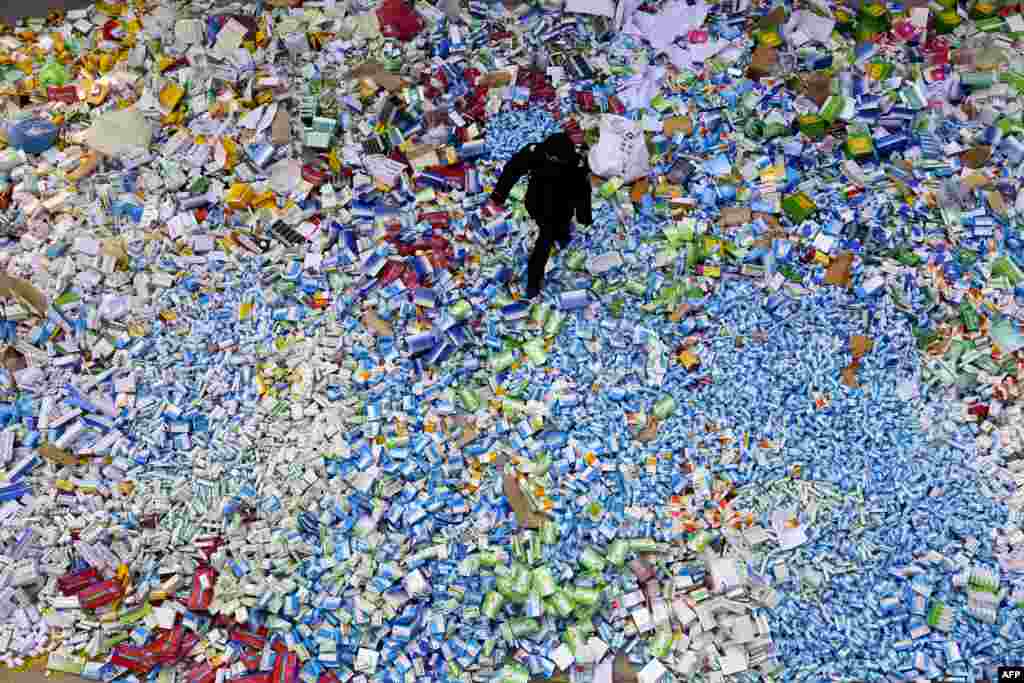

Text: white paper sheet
xmin=175 ymin=19 xmax=204 ymax=47
xmin=81 ymin=108 xmax=154 ymax=158
xmin=564 ymin=0 xmax=616 ymax=18
xmin=666 ymin=39 xmax=728 ymax=69
xmin=626 ymin=0 xmax=709 ymax=52
xmin=785 ymin=9 xmax=835 ymax=44
xmin=214 ymin=19 xmax=248 ymax=60
xmin=771 ymin=508 xmax=809 ymax=551
xmin=238 ymin=105 xmax=267 ymax=130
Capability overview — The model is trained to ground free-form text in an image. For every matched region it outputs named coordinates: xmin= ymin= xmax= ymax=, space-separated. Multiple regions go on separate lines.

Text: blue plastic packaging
xmin=8 ymin=118 xmax=59 ymax=154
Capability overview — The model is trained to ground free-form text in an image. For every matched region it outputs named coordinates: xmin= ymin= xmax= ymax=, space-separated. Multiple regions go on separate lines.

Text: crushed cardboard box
xmin=0 ymin=273 xmax=46 ymax=318
xmin=478 ymin=70 xmax=516 ymax=88
xmin=38 ymin=443 xmax=79 ymax=466
xmin=747 ymin=46 xmax=777 ymax=79
xmin=720 ymin=207 xmax=752 ymax=227
xmin=851 ymin=335 xmax=874 ymax=360
xmin=841 ymin=335 xmax=874 ymax=388
xmin=662 ymin=116 xmax=692 ymax=137
xmin=961 ymin=146 xmax=991 ymax=169
xmin=630 ymin=178 xmax=650 ymax=202
xmin=348 ymin=61 xmax=410 ymax=93
xmin=825 ymin=252 xmax=854 ymax=288
xmin=636 ymin=415 xmax=659 ymax=443
xmin=503 ymin=472 xmax=548 ymax=529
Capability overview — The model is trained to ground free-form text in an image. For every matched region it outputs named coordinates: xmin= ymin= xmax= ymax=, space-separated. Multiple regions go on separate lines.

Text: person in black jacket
xmin=488 ymin=132 xmax=593 ymax=299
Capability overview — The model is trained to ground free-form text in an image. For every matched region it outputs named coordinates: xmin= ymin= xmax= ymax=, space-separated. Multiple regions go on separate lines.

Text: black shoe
xmin=526 ymin=286 xmax=540 ymax=299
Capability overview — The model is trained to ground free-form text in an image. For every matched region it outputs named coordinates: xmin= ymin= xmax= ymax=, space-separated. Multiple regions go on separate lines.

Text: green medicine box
xmin=856 ymin=3 xmax=888 ymax=40
xmin=934 ymin=8 xmax=961 ymax=33
xmin=782 ymin=192 xmax=817 ymax=223
xmin=865 ymin=61 xmax=894 ymax=81
xmin=969 ymin=0 xmax=999 ymax=20
xmin=798 ymin=114 xmax=827 ymax=139
xmin=975 ymin=16 xmax=1006 ymax=31
xmin=753 ymin=28 xmax=783 ymax=47
xmin=845 ymin=131 xmax=874 ymax=159
xmin=858 ymin=2 xmax=891 ymax=32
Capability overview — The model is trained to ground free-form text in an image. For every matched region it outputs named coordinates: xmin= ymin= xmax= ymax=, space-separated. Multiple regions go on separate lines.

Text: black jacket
xmin=490 ymin=133 xmax=593 ymax=228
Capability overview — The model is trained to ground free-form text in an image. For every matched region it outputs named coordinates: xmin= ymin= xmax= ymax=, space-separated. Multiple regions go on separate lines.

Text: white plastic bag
xmin=587 ymin=115 xmax=650 ymax=182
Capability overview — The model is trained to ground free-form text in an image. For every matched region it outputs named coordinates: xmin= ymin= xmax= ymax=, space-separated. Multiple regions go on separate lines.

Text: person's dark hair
xmin=542 ymin=132 xmax=579 ymax=164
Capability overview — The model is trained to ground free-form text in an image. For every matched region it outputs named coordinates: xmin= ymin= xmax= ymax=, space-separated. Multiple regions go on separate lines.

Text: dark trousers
xmin=528 ymin=219 xmax=571 ymax=293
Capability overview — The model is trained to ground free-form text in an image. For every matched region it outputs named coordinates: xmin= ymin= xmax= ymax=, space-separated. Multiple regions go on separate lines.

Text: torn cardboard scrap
xmin=720 ymin=207 xmax=751 ymax=227
xmin=504 ymin=472 xmax=548 ymax=529
xmin=960 ymin=146 xmax=991 ymax=169
xmin=825 ymin=252 xmax=854 ymax=288
xmin=797 ymin=71 xmax=831 ymax=107
xmin=841 ymin=336 xmax=874 ymax=388
xmin=102 ymin=238 xmax=129 ymax=265
xmin=669 ymin=303 xmax=696 ymax=322
xmin=662 ymin=116 xmax=692 ymax=137
xmin=456 ymin=421 xmax=479 ymax=449
xmin=348 ymin=61 xmax=409 ymax=92
xmin=362 ymin=310 xmax=394 ymax=337
xmin=0 ymin=273 xmax=47 ymax=318
xmin=0 ymin=346 xmax=24 ymax=389
xmin=630 ymin=178 xmax=650 ymax=203
xmin=270 ymin=108 xmax=291 ymax=146
xmin=962 ymin=172 xmax=992 ymax=191
xmin=478 ymin=70 xmax=516 ymax=88
xmin=851 ymin=335 xmax=873 ymax=359
xmin=38 ymin=443 xmax=79 ymax=466
xmin=636 ymin=416 xmax=659 ymax=443
xmin=747 ymin=46 xmax=777 ymax=79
